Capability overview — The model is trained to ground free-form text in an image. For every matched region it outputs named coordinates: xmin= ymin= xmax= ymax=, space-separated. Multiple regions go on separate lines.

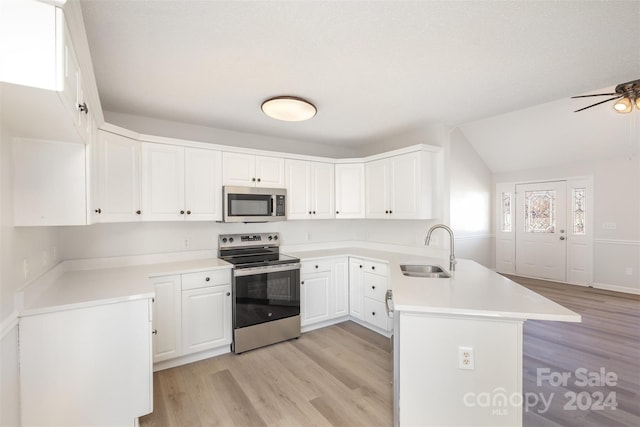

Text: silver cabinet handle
xmin=385 ymin=290 xmax=394 ymax=316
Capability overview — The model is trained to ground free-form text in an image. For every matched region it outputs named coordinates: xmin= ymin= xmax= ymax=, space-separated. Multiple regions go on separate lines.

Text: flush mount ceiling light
xmin=261 ymin=96 xmax=317 ymax=122
xmin=572 ymin=78 xmax=640 ymax=113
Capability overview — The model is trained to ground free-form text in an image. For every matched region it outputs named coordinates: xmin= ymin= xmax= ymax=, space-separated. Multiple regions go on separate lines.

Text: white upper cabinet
xmin=0 ymin=1 xmax=93 ymax=144
xmin=13 ymin=138 xmax=87 ymax=226
xmin=142 ymin=143 xmax=222 ymax=222
xmin=335 ymin=163 xmax=365 ymax=219
xmin=285 ymin=160 xmax=335 ymax=220
xmin=0 ymin=0 xmax=60 ymax=90
xmin=366 ymin=150 xmax=437 ymax=220
xmin=222 ymin=152 xmax=285 ymax=188
xmin=95 ymin=130 xmax=142 ymax=223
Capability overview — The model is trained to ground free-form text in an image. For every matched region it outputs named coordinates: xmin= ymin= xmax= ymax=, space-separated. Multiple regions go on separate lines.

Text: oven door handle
xmin=270 ymin=195 xmax=276 ymax=216
xmin=234 ymin=263 xmax=301 ymax=277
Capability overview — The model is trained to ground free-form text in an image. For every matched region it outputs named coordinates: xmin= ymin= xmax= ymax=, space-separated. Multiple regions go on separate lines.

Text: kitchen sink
xmin=400 ymin=264 xmax=451 ymax=278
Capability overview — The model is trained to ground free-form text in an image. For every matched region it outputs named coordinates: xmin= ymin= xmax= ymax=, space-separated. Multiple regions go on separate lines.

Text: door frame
xmin=495 ymin=176 xmax=593 ymax=286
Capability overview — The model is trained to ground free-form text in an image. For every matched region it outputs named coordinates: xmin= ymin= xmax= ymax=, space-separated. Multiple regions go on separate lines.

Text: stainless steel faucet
xmin=425 ymin=224 xmax=457 ymax=271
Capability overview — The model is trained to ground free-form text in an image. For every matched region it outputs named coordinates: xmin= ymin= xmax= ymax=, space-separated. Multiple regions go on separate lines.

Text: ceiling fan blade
xmin=574 ymin=95 xmax=623 ymax=112
xmin=571 ymin=93 xmax=618 ymax=98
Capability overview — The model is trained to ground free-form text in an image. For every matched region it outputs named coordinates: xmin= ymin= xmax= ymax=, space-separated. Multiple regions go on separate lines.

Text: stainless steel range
xmin=218 ymin=233 xmax=301 ymax=353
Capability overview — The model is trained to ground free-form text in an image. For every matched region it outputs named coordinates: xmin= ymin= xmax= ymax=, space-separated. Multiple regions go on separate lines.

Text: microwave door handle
xmin=270 ymin=195 xmax=276 ymax=216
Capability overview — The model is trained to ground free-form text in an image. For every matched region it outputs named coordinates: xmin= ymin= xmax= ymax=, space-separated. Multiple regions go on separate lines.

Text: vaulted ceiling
xmin=81 ymin=1 xmax=640 ymax=172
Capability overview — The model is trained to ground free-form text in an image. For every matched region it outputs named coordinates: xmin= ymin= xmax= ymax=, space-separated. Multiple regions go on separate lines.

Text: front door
xmin=515 ymin=181 xmax=567 ymax=281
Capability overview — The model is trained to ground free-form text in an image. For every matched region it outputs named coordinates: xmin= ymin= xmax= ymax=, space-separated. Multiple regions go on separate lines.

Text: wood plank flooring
xmin=141 ymin=277 xmax=640 ymax=427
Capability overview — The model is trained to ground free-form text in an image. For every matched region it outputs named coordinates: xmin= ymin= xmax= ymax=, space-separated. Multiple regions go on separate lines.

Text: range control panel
xmin=218 ymin=233 xmax=279 ymax=249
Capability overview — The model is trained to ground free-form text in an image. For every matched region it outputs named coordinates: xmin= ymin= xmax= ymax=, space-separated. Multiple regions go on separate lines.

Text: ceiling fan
xmin=572 ymin=79 xmax=640 ymax=113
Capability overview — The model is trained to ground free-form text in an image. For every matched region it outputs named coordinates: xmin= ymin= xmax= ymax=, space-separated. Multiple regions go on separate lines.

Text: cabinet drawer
xmin=364 ymin=260 xmax=388 ymax=276
xmin=181 ymin=269 xmax=231 ymax=291
xmin=364 ymin=298 xmax=390 ymax=331
xmin=363 ymin=272 xmax=387 ymax=301
xmin=301 ymin=259 xmax=332 ymax=274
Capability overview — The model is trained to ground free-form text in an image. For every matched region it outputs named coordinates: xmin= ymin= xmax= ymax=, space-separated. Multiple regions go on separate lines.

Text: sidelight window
xmin=572 ymin=188 xmax=586 ymax=235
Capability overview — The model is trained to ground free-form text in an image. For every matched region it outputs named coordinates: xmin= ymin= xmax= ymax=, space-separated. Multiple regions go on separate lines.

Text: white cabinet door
xmin=365 ymin=158 xmax=390 ymax=218
xmin=184 ymin=148 xmax=222 ymax=221
xmin=13 ymin=139 xmax=87 ymax=226
xmin=141 ymin=143 xmax=185 ymax=221
xmin=310 ymin=162 xmax=335 ymax=219
xmin=332 ymin=258 xmax=349 ymax=317
xmin=349 ymin=258 xmax=365 ymax=320
xmin=96 ymin=130 xmax=141 ymax=223
xmin=0 ymin=0 xmax=60 ymax=90
xmin=390 ymin=152 xmax=422 ymax=219
xmin=286 ymin=160 xmax=334 ymax=220
xmin=255 ymin=155 xmax=285 ymax=187
xmin=335 ymin=163 xmax=365 ymax=218
xmin=182 ymin=285 xmax=232 ymax=354
xmin=285 ymin=159 xmax=310 ymax=219
xmin=20 ymin=299 xmax=152 ymax=426
xmin=222 ymin=153 xmax=284 ymax=187
xmin=152 ymin=275 xmax=182 ymax=363
xmin=301 ymin=272 xmax=331 ymax=326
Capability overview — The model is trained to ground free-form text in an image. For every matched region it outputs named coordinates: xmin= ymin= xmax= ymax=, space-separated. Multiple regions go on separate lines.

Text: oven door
xmin=233 ymin=264 xmax=300 ymax=329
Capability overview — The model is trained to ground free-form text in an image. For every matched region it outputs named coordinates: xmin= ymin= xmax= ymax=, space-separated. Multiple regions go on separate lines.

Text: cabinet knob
xmin=136 ymin=210 xmax=141 ymax=215
xmin=336 ymin=211 xmax=339 ymax=214
xmin=78 ymin=102 xmax=89 ymax=114
xmin=308 ymin=211 xmax=312 ymax=214
xmin=313 ymin=211 xmax=316 ymax=214
xmin=389 ymin=210 xmax=393 ymax=214
xmin=372 ymin=266 xmax=376 ymax=270
xmin=257 ymin=178 xmax=261 ymax=182
xmin=205 ymin=277 xmax=210 ymax=282
xmin=372 ymin=285 xmax=376 ymax=290
xmin=180 ymin=210 xmax=185 ymax=215
xmin=252 ymin=178 xmax=256 ymax=182
xmin=359 ymin=265 xmax=363 ymax=268
xmin=315 ymin=265 xmax=319 ymax=269
xmin=94 ymin=208 xmax=101 ymax=214
xmin=152 ymin=329 xmax=158 ymax=335
xmin=186 ymin=210 xmax=191 ymax=215
xmin=385 ymin=210 xmax=389 ymax=214
xmin=301 ymin=281 xmax=305 ymax=285
xmin=226 ymin=292 xmax=231 ymax=296
xmin=372 ymin=312 xmax=376 ymax=316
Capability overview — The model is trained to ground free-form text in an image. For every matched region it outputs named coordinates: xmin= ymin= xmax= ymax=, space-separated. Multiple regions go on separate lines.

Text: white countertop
xmin=286 ymin=247 xmax=581 ymax=322
xmin=21 ymin=257 xmax=232 ymax=317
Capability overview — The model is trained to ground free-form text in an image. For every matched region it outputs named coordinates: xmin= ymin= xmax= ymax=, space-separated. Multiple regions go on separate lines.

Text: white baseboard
xmin=591 ymin=282 xmax=640 ymax=295
xmin=153 ymin=344 xmax=231 ymax=372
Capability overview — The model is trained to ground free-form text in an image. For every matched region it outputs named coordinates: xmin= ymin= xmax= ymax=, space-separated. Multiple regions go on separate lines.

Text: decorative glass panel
xmin=573 ymin=188 xmax=586 ymax=235
xmin=524 ymin=190 xmax=556 ymax=233
xmin=501 ymin=192 xmax=512 ymax=232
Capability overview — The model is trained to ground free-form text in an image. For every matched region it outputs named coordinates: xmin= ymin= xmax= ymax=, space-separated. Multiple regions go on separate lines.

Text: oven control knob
xmin=273 ymin=235 xmax=278 ymax=240
xmin=268 ymin=235 xmax=273 ymax=241
xmin=229 ymin=237 xmax=234 ymax=243
xmin=222 ymin=237 xmax=228 ymax=243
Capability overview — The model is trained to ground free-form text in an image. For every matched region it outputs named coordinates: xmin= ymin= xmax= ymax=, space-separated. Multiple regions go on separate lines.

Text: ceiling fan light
xmin=261 ymin=96 xmax=317 ymax=122
xmin=613 ymin=97 xmax=632 ymax=113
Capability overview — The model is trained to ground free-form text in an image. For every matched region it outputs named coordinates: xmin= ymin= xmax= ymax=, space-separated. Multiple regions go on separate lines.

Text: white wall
xmin=448 ymin=128 xmax=493 ymax=268
xmin=104 ymin=111 xmax=360 ymax=159
xmin=493 ymin=155 xmax=640 ymax=294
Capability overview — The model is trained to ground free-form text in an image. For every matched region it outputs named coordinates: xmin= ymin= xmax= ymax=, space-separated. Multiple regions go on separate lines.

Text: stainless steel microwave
xmin=222 ymin=186 xmax=287 ymax=222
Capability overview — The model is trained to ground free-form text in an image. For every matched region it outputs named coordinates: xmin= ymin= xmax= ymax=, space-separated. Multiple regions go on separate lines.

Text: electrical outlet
xmin=182 ymin=238 xmax=191 ymax=250
xmin=458 ymin=346 xmax=475 ymax=370
xmin=23 ymin=259 xmax=29 ymax=279
xmin=602 ymin=222 xmax=617 ymax=230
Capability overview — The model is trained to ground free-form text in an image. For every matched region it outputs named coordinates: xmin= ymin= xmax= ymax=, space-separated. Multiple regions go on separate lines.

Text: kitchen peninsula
xmin=286 ymin=246 xmax=581 ymax=427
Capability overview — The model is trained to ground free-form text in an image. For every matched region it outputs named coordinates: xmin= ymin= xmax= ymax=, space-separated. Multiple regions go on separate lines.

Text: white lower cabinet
xmin=351 ymin=257 xmax=392 ymax=333
xmin=151 ymin=269 xmax=232 ymax=367
xmin=19 ymin=298 xmax=153 ymax=426
xmin=182 ymin=284 xmax=232 ymax=354
xmin=300 ymin=257 xmax=349 ymax=328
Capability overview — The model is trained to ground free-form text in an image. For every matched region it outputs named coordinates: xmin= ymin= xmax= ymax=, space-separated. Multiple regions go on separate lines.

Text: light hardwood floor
xmin=141 ymin=277 xmax=639 ymax=427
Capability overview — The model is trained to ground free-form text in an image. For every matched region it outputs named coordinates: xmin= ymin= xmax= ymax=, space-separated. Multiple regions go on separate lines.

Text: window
xmin=501 ymin=192 xmax=512 ymax=232
xmin=524 ymin=190 xmax=556 ymax=233
xmin=572 ymin=188 xmax=586 ymax=235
